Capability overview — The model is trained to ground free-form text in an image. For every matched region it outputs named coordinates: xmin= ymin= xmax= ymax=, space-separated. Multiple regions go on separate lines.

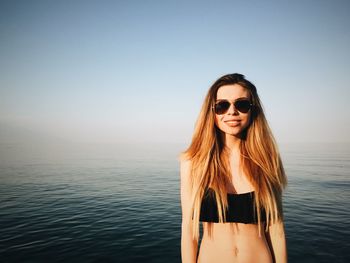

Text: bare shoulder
xmin=179 ymin=157 xmax=192 ymax=182
xmin=179 ymin=157 xmax=193 ymax=221
xmin=180 ymin=156 xmax=191 ymax=168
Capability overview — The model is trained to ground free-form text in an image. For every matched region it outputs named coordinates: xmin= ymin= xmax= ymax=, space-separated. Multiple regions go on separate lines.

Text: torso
xmin=197 ymin=222 xmax=272 ymax=263
xmin=197 ymin=156 xmax=272 ymax=263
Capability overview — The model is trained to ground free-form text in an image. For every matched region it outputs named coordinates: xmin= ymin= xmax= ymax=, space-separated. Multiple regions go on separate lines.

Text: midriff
xmin=197 ymin=222 xmax=272 ymax=263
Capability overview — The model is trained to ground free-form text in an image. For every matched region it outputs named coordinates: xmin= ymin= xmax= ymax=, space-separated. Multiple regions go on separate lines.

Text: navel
xmin=233 ymin=246 xmax=239 ymax=256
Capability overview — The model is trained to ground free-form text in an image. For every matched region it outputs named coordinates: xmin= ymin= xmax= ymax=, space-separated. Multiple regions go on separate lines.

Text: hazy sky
xmin=1 ymin=0 xmax=349 ymax=145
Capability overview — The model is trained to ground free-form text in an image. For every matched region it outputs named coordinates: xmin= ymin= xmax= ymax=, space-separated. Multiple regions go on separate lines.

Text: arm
xmin=266 ymin=220 xmax=288 ymax=263
xmin=180 ymin=159 xmax=198 ymax=263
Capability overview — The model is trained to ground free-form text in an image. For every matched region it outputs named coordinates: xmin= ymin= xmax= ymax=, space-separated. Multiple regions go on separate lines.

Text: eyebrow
xmin=216 ymin=96 xmax=250 ymax=101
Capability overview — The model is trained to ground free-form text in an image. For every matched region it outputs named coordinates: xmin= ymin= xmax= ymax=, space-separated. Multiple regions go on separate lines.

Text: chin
xmin=227 ymin=132 xmax=243 ymax=137
xmin=221 ymin=126 xmax=248 ymax=136
xmin=221 ymin=129 xmax=241 ymax=136
xmin=226 ymin=127 xmax=243 ymax=134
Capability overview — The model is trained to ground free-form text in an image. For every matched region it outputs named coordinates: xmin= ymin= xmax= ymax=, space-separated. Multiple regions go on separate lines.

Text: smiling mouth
xmin=225 ymin=120 xmax=240 ymax=126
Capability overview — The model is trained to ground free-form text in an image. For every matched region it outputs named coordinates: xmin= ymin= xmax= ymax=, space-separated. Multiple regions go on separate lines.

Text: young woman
xmin=179 ymin=73 xmax=287 ymax=263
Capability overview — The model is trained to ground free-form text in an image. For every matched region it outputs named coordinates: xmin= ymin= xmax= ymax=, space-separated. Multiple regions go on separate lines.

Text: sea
xmin=0 ymin=142 xmax=349 ymax=263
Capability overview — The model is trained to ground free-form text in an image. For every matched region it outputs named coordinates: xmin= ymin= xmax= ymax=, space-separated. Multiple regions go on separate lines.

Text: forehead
xmin=216 ymin=84 xmax=250 ymax=100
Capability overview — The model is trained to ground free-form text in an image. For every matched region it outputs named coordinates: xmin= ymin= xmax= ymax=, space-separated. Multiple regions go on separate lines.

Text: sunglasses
xmin=213 ymin=98 xmax=253 ymax=114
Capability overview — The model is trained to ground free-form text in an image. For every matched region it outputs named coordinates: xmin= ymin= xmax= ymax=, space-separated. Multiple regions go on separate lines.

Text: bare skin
xmin=198 ymin=223 xmax=272 ymax=263
xmin=197 ymin=84 xmax=276 ymax=262
xmin=180 ymin=84 xmax=287 ymax=263
xmin=180 ymin=154 xmax=287 ymax=263
xmin=197 ymin=160 xmax=273 ymax=263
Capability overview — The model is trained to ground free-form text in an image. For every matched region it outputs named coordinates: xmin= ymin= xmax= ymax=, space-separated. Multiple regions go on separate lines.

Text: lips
xmin=224 ymin=119 xmax=240 ymax=122
xmin=224 ymin=119 xmax=241 ymax=126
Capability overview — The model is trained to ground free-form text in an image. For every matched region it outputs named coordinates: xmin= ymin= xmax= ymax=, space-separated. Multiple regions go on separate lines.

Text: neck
xmin=224 ymin=134 xmax=241 ymax=157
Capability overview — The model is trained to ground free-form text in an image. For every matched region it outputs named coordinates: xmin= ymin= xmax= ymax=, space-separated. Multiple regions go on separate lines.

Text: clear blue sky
xmin=0 ymin=0 xmax=349 ymax=145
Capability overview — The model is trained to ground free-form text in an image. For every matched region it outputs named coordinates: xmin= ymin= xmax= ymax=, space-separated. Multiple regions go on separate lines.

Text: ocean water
xmin=0 ymin=142 xmax=349 ymax=263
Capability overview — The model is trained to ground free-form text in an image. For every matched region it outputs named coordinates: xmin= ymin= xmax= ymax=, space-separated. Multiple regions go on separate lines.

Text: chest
xmin=228 ymin=163 xmax=254 ymax=194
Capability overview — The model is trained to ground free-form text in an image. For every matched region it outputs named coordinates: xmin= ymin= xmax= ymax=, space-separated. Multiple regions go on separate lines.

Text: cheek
xmin=244 ymin=113 xmax=252 ymax=126
xmin=214 ymin=115 xmax=222 ymax=127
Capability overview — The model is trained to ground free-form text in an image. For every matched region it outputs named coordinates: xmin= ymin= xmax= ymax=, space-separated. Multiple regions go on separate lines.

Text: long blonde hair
xmin=179 ymin=73 xmax=287 ymax=241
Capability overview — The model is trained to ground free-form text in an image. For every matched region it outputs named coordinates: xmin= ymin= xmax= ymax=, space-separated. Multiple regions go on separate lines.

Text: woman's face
xmin=214 ymin=84 xmax=252 ymax=137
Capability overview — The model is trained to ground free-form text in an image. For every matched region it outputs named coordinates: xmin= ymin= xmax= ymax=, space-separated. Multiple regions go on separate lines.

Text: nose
xmin=227 ymin=103 xmax=239 ymax=115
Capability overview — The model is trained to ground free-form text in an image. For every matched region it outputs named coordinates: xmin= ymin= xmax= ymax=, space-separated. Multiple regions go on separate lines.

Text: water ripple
xmin=1 ymin=143 xmax=349 ymax=262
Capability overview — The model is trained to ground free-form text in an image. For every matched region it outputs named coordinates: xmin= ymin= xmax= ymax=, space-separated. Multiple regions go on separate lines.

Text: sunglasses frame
xmin=212 ymin=98 xmax=253 ymax=115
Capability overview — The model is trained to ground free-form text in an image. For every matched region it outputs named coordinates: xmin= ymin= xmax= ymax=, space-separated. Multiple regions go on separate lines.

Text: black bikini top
xmin=199 ymin=188 xmax=266 ymax=224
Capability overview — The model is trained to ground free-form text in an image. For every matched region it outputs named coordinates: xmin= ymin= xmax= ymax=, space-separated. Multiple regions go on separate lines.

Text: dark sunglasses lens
xmin=235 ymin=100 xmax=251 ymax=113
xmin=215 ymin=101 xmax=230 ymax=114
